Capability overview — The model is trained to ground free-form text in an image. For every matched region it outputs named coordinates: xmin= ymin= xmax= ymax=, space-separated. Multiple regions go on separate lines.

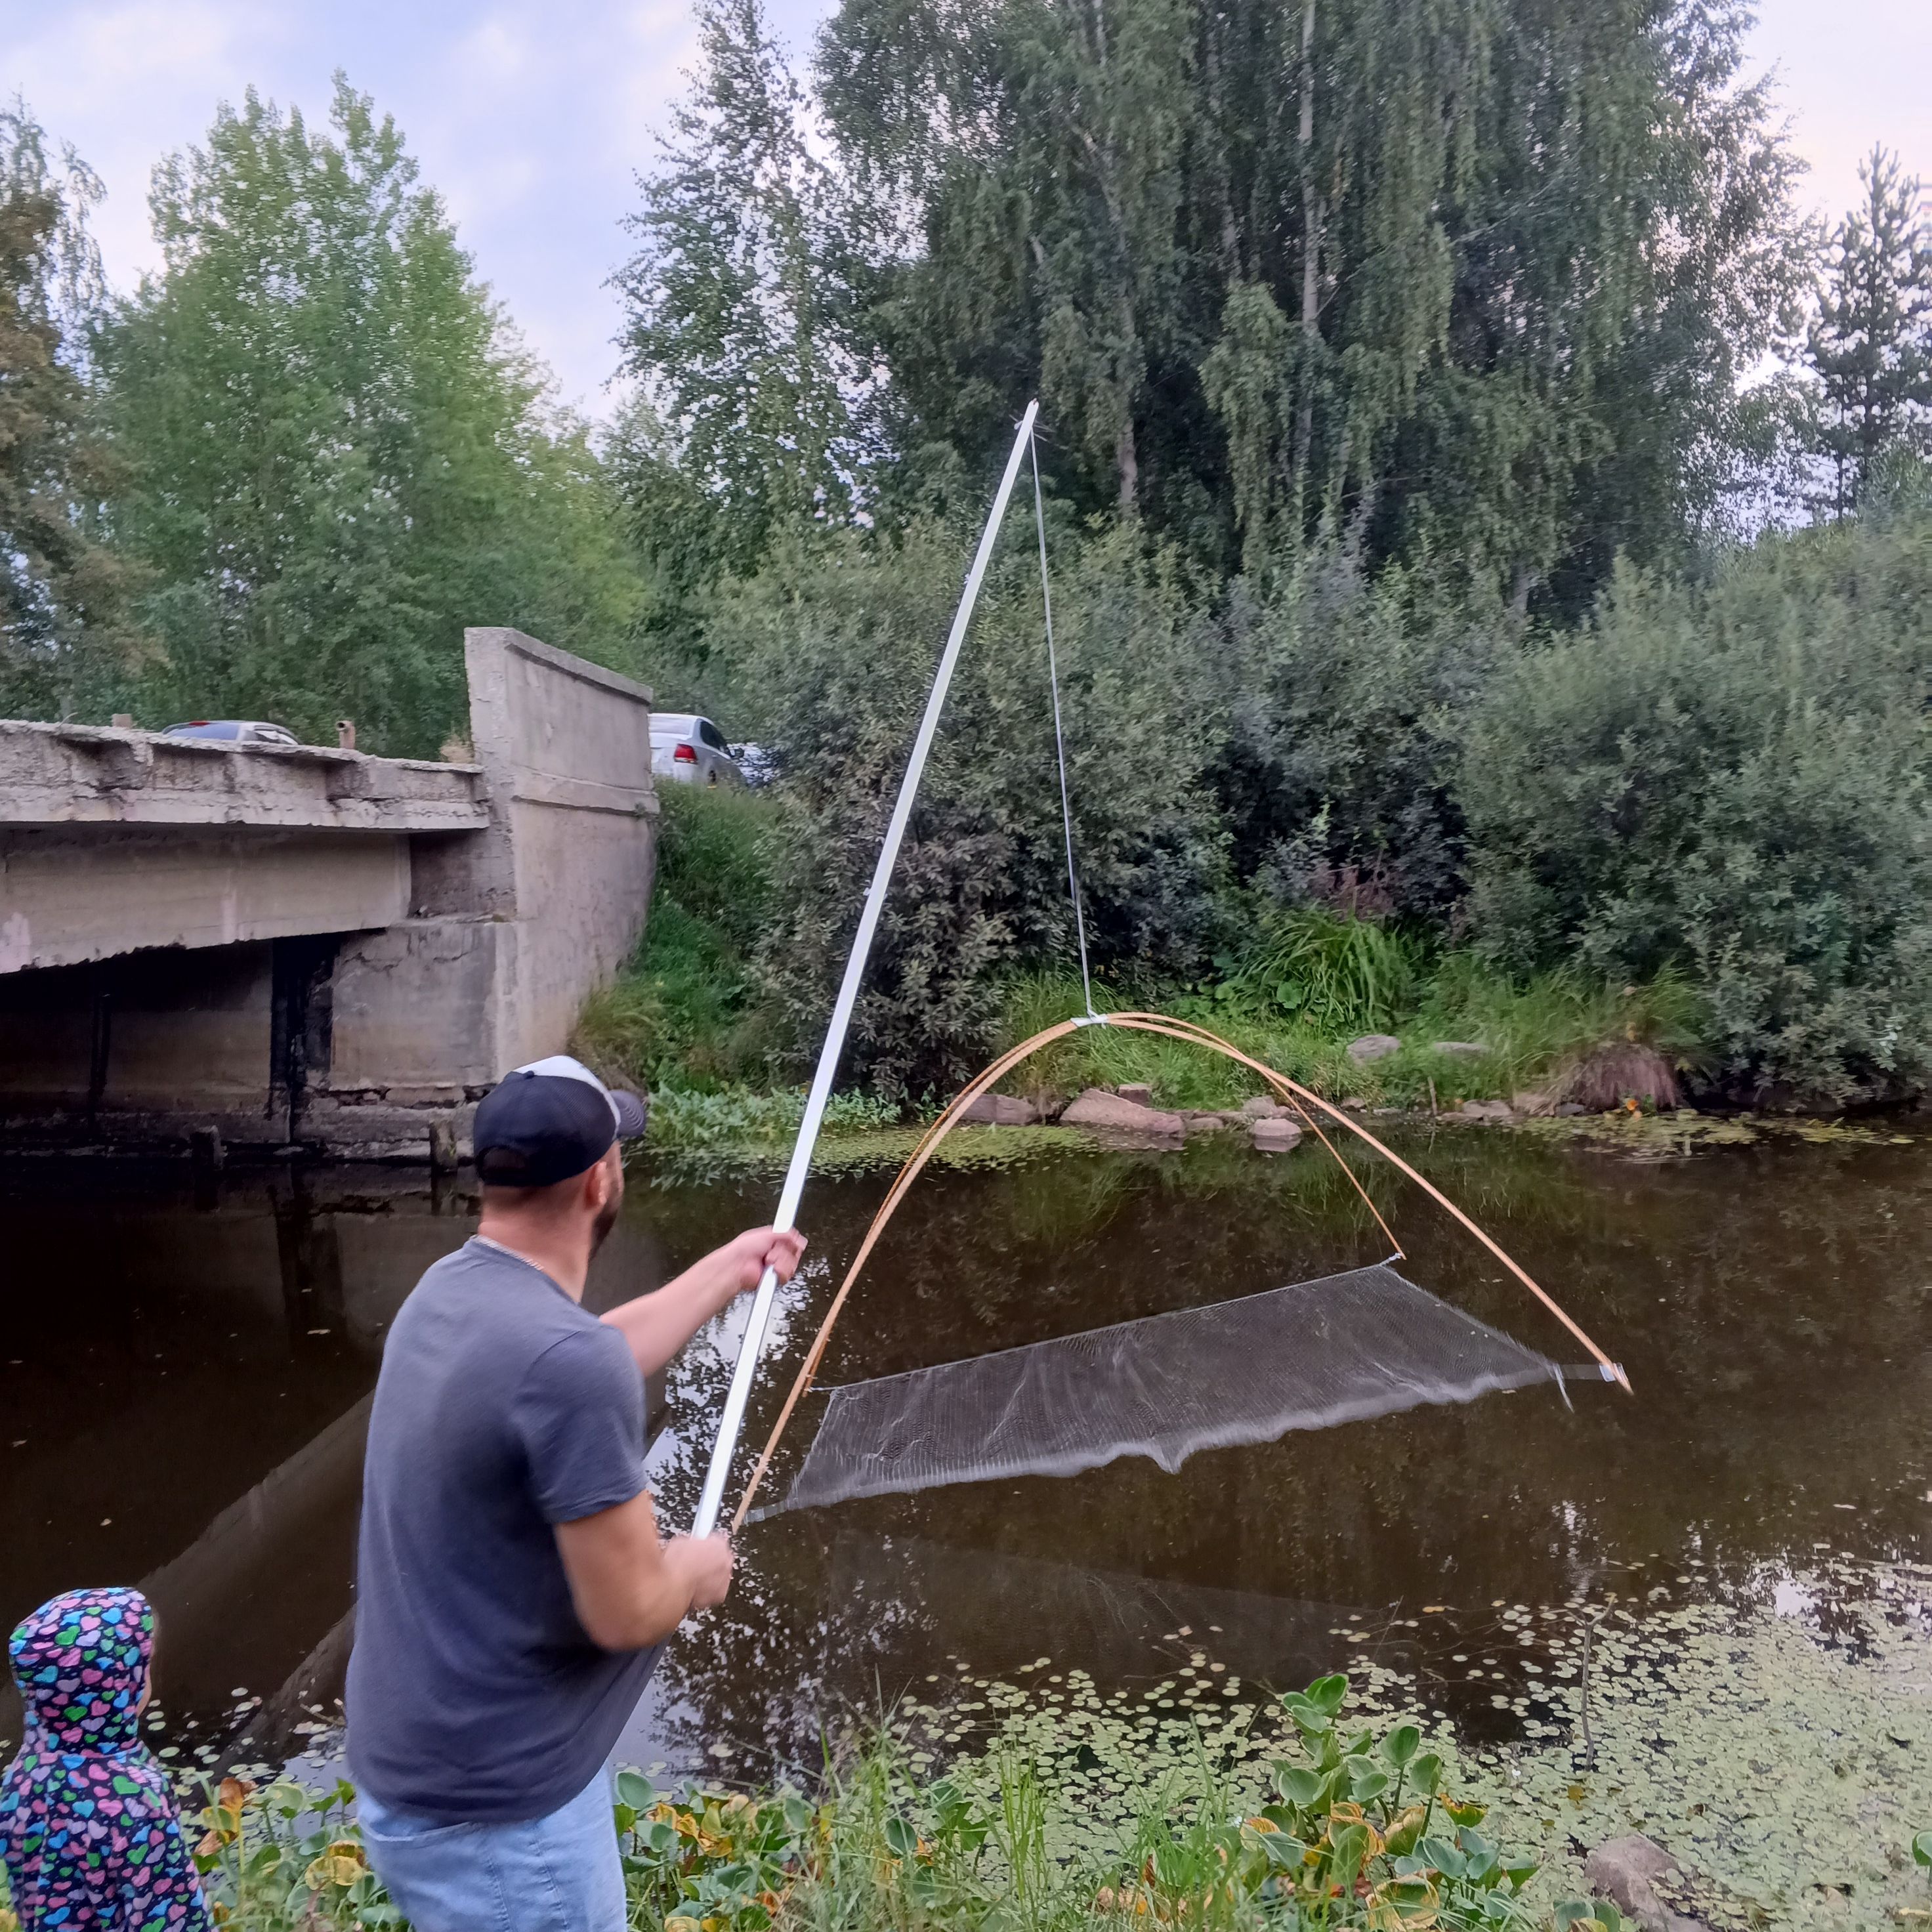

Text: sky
xmin=4 ymin=0 xmax=1928 ymax=420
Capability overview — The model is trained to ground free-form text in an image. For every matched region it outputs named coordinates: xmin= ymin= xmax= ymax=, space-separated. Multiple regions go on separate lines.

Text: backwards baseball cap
xmin=472 ymin=1055 xmax=648 ymax=1186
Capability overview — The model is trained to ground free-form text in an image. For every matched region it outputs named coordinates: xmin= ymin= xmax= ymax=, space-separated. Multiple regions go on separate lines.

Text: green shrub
xmin=705 ymin=520 xmax=1227 ymax=1099
xmin=1209 ymin=555 xmax=1501 ymax=921
xmin=1463 ymin=514 xmax=1932 ymax=1104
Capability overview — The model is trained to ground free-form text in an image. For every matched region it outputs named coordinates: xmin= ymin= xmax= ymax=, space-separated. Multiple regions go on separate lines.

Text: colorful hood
xmin=9 ymin=1587 xmax=153 ymax=1756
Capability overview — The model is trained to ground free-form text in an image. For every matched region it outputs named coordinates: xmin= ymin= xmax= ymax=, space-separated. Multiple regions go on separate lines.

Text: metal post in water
xmin=690 ymin=402 xmax=1042 ymax=1538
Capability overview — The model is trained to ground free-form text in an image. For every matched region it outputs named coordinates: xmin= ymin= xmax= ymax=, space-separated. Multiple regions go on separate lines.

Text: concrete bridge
xmin=0 ymin=628 xmax=658 ymax=1158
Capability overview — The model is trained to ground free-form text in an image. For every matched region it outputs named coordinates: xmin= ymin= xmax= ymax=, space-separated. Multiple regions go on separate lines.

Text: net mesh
xmin=763 ymin=1261 xmax=1569 ymax=1517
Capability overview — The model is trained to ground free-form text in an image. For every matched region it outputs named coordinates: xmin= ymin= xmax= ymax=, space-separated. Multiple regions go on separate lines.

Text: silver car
xmin=650 ymin=713 xmax=744 ymax=788
xmin=161 ymin=719 xmax=299 ymax=747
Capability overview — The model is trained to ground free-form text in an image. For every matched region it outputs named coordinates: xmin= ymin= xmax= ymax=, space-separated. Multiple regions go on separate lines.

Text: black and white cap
xmin=472 ymin=1054 xmax=648 ymax=1186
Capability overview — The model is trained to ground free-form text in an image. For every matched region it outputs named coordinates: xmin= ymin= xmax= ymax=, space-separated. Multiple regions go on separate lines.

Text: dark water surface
xmin=3 ymin=1127 xmax=1929 ymax=1782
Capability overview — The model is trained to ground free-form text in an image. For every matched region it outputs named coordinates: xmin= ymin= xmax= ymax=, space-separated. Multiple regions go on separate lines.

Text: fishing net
xmin=761 ymin=1261 xmax=1587 ymax=1518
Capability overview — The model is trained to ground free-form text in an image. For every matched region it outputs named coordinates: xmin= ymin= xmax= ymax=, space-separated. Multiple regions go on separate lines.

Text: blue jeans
xmin=357 ymin=1769 xmax=625 ymax=1932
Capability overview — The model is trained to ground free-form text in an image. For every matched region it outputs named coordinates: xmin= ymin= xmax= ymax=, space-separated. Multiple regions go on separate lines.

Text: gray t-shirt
xmin=345 ymin=1238 xmax=659 ymax=1822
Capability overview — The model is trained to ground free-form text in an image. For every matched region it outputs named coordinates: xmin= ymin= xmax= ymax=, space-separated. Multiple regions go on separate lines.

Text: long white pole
xmin=690 ymin=401 xmax=1040 ymax=1536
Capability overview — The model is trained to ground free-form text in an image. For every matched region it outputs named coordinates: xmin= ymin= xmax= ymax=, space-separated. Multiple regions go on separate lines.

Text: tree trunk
xmin=1116 ymin=407 xmax=1140 ymax=515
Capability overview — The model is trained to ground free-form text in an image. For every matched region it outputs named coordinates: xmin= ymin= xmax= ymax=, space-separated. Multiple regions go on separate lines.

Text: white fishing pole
xmin=690 ymin=400 xmax=1041 ymax=1538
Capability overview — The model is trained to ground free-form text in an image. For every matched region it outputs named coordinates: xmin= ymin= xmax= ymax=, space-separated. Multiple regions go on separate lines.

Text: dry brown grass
xmin=1551 ymin=1041 xmax=1682 ymax=1111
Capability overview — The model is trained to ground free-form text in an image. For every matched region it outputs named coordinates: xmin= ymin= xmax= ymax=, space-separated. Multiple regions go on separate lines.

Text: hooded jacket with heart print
xmin=1 ymin=1587 xmax=209 ymax=1929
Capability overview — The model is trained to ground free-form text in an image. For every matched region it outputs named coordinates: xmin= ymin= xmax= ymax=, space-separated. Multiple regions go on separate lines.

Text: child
xmin=1 ymin=1587 xmax=209 ymax=1929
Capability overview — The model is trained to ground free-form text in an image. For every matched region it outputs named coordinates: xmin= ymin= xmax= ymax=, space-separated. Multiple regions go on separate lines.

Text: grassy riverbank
xmin=574 ymin=787 xmax=1723 ymax=1148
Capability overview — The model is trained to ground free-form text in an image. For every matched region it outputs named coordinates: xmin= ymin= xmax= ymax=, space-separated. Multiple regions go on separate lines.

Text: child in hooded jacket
xmin=1 ymin=1587 xmax=210 ymax=1930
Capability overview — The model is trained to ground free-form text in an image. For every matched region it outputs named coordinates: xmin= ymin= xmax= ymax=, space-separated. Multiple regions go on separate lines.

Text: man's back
xmin=346 ymin=1238 xmax=658 ymax=1823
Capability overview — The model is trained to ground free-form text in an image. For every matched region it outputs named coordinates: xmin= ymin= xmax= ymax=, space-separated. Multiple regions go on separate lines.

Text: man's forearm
xmin=612 ymin=1539 xmax=709 ymax=1650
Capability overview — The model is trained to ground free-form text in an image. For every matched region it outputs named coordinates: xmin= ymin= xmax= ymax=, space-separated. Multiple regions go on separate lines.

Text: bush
xmin=1208 ymin=553 xmax=1502 ymax=921
xmin=1463 ymin=514 xmax=1932 ymax=1104
xmin=705 ymin=520 xmax=1227 ymax=1099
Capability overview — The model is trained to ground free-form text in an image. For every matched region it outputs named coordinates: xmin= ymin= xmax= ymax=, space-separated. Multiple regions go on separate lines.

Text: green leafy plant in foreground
xmin=188 ymin=1774 xmax=396 ymax=1929
xmin=1209 ymin=1671 xmax=1538 ymax=1927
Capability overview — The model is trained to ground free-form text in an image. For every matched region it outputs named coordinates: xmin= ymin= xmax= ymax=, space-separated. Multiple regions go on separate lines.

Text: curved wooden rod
xmin=728 ymin=1011 xmax=1629 ymax=1529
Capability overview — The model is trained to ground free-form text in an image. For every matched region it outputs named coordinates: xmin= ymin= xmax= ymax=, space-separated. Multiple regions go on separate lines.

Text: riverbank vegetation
xmin=148 ymin=1675 xmax=1614 ymax=1931
xmin=6 ymin=2 xmax=1932 ymax=1108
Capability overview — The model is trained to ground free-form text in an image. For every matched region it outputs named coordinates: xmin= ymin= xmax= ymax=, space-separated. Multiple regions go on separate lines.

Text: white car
xmin=650 ymin=713 xmax=745 ymax=788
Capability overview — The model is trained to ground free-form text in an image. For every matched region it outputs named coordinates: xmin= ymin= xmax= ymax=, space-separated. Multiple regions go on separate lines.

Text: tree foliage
xmin=96 ymin=78 xmax=642 ymax=754
xmin=0 ymin=101 xmax=147 ymax=717
xmin=702 ymin=518 xmax=1225 ymax=1094
xmin=796 ymin=0 xmax=1806 ymax=605
xmin=1805 ymin=146 xmax=1932 ymax=518
xmin=616 ymin=0 xmax=866 ymax=597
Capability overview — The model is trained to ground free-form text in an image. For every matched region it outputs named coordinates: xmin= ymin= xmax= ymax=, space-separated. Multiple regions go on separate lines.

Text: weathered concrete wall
xmin=316 ymin=629 xmax=658 ymax=1152
xmin=0 ymin=944 xmax=280 ymax=1144
xmin=0 ymin=719 xmax=486 ymax=831
xmin=465 ymin=625 xmax=660 ymax=1065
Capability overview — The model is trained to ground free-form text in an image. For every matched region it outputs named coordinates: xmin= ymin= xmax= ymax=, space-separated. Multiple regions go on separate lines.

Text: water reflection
xmin=1 ymin=1131 xmax=1927 ymax=1785
xmin=0 ymin=1164 xmax=677 ymax=1760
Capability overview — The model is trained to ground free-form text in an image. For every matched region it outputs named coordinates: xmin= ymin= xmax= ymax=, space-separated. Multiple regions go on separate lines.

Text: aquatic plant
xmin=641 ymin=1084 xmax=902 ymax=1150
xmin=186 ymin=1773 xmax=396 ymax=1929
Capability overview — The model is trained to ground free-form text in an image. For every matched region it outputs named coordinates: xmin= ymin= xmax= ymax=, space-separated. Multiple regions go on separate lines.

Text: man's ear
xmin=584 ymin=1144 xmax=621 ymax=1211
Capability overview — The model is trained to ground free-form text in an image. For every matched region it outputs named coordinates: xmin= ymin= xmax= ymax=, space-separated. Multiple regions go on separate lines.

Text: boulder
xmin=1182 ymin=1111 xmax=1234 ymax=1133
xmin=1511 ymin=1089 xmax=1551 ymax=1115
xmin=1251 ymin=1117 xmax=1303 ymax=1152
xmin=1062 ymin=1087 xmax=1186 ymax=1139
xmin=1115 ymin=1082 xmax=1154 ymax=1105
xmin=1346 ymin=1033 xmax=1402 ymax=1065
xmin=959 ymin=1093 xmax=1038 ymax=1127
xmin=1582 ymin=1835 xmax=1708 ymax=1932
xmin=1459 ymin=1098 xmax=1511 ymax=1121
xmin=1342 ymin=1096 xmax=1368 ymax=1111
xmin=1240 ymin=1096 xmax=1285 ymax=1120
xmin=1432 ymin=1040 xmax=1490 ymax=1060
xmin=1554 ymin=1101 xmax=1588 ymax=1117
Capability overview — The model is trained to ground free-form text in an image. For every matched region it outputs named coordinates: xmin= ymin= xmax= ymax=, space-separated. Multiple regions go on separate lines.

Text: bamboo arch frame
xmin=729 ymin=1011 xmax=1631 ymax=1530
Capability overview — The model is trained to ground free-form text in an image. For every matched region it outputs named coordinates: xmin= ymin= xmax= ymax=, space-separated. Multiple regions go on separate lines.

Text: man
xmin=345 ymin=1055 xmax=806 ymax=1931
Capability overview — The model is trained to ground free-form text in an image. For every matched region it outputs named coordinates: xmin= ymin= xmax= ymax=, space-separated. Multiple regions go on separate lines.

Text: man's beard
xmin=590 ymin=1195 xmax=621 ymax=1255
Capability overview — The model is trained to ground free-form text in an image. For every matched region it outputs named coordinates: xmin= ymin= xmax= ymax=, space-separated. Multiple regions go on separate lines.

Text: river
xmin=3 ymin=1125 xmax=1929 ymax=1897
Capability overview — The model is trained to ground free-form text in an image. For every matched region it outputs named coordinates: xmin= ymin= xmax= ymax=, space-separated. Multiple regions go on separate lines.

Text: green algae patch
xmin=1509 ymin=1107 xmax=1916 ymax=1158
xmin=645 ymin=1122 xmax=1090 ymax=1185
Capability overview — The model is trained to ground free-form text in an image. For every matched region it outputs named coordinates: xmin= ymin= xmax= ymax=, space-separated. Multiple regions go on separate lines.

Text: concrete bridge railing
xmin=0 ymin=628 xmax=658 ymax=1158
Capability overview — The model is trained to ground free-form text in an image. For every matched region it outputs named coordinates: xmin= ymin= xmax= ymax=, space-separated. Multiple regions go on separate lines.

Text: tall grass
xmin=1220 ymin=909 xmax=1418 ymax=1032
xmin=576 ymin=785 xmax=787 ymax=1091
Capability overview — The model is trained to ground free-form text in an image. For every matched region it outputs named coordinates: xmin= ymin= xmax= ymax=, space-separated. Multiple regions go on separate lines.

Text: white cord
xmin=1028 ymin=434 xmax=1098 ymax=1021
